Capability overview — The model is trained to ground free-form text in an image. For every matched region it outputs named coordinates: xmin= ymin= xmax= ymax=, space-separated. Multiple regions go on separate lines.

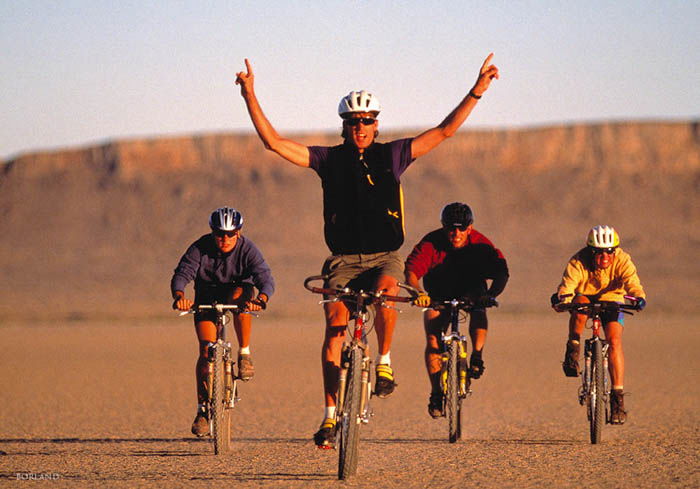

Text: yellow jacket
xmin=557 ymin=247 xmax=646 ymax=302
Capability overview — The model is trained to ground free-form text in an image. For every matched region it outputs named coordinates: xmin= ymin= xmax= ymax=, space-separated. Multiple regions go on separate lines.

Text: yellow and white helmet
xmin=338 ymin=90 xmax=381 ymax=118
xmin=586 ymin=225 xmax=620 ymax=249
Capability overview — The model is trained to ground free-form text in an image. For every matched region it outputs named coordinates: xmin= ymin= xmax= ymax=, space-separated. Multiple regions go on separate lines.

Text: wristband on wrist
xmin=468 ymin=90 xmax=482 ymax=100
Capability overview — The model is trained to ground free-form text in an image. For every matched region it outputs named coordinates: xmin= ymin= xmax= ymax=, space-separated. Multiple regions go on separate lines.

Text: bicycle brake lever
xmin=319 ymin=298 xmax=340 ymax=305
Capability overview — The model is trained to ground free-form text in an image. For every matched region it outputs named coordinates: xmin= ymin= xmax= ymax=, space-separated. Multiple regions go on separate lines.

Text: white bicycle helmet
xmin=338 ymin=90 xmax=381 ymax=118
xmin=209 ymin=207 xmax=243 ymax=232
xmin=586 ymin=225 xmax=620 ymax=248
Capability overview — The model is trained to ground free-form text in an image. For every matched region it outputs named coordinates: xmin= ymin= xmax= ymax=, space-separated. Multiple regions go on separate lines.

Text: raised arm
xmin=236 ymin=59 xmax=311 ymax=168
xmin=411 ymin=53 xmax=499 ymax=159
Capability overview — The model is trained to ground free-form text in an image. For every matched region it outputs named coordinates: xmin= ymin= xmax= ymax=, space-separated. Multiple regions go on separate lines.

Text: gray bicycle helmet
xmin=209 ymin=206 xmax=243 ymax=232
xmin=440 ymin=202 xmax=474 ymax=228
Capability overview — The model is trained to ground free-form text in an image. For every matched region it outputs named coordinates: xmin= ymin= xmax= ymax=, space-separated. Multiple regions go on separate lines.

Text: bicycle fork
xmin=441 ymin=333 xmax=471 ymax=398
xmin=205 ymin=341 xmax=239 ymax=409
xmin=579 ymin=338 xmax=610 ymax=412
xmin=337 ymin=344 xmax=373 ymax=425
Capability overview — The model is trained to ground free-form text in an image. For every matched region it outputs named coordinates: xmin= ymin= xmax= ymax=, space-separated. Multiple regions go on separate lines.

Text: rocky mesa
xmin=1 ymin=121 xmax=698 ymax=319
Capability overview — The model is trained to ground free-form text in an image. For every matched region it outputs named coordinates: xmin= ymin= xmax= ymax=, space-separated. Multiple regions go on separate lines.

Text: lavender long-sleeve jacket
xmin=170 ymin=234 xmax=275 ymax=298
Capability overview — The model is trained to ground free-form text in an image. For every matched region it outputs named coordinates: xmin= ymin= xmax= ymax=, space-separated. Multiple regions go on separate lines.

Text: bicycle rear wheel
xmin=446 ymin=341 xmax=461 ymax=443
xmin=590 ymin=340 xmax=605 ymax=444
xmin=211 ymin=344 xmax=232 ymax=454
xmin=338 ymin=346 xmax=362 ymax=480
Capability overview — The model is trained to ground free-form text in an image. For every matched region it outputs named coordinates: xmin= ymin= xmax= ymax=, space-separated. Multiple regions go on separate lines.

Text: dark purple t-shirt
xmin=306 ymin=138 xmax=415 ymax=254
xmin=308 ymin=138 xmax=414 ymax=179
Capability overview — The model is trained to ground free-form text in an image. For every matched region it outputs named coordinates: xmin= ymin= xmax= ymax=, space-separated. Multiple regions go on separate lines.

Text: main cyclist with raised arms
xmin=171 ymin=207 xmax=275 ymax=436
xmin=551 ymin=225 xmax=646 ymax=424
xmin=235 ymin=54 xmax=499 ymax=447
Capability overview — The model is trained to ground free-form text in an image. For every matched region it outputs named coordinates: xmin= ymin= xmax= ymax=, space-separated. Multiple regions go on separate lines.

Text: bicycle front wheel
xmin=211 ymin=344 xmax=232 ymax=454
xmin=446 ymin=341 xmax=461 ymax=443
xmin=590 ymin=340 xmax=605 ymax=444
xmin=338 ymin=346 xmax=362 ymax=480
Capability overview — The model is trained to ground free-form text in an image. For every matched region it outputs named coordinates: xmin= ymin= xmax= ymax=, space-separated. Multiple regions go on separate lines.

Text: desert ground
xmin=1 ymin=311 xmax=697 ymax=488
xmin=1 ymin=122 xmax=698 ymax=486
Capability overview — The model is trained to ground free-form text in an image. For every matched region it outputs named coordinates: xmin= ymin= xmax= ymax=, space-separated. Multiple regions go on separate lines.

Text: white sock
xmin=613 ymin=385 xmax=624 ymax=391
xmin=324 ymin=406 xmax=336 ymax=420
xmin=376 ymin=352 xmax=391 ymax=365
xmin=239 ymin=346 xmax=251 ymax=355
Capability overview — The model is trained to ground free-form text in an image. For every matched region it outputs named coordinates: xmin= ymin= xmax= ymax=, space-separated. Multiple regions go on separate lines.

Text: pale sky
xmin=1 ymin=1 xmax=698 ymax=159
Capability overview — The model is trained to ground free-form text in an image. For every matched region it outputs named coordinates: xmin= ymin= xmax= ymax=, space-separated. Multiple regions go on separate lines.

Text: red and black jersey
xmin=405 ymin=228 xmax=509 ymax=300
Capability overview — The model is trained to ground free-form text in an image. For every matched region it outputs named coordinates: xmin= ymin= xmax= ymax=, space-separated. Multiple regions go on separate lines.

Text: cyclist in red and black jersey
xmin=405 ymin=203 xmax=509 ymax=418
xmin=236 ymin=55 xmax=499 ymax=447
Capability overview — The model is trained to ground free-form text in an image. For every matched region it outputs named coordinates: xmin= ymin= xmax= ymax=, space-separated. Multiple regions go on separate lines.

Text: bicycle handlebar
xmin=426 ymin=297 xmax=499 ymax=311
xmin=303 ymin=274 xmax=419 ymax=304
xmin=178 ymin=303 xmax=258 ymax=317
xmin=555 ymin=297 xmax=640 ymax=316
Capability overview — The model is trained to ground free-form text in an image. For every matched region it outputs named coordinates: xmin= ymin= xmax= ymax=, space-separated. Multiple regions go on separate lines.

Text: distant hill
xmin=1 ymin=121 xmax=698 ymax=319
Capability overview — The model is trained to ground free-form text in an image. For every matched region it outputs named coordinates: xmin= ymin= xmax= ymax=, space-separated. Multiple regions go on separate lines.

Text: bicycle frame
xmin=334 ymin=293 xmax=373 ymax=426
xmin=180 ymin=303 xmax=256 ymax=454
xmin=304 ymin=275 xmax=416 ymax=478
xmin=426 ymin=297 xmax=498 ymax=442
xmin=580 ymin=313 xmax=609 ymax=409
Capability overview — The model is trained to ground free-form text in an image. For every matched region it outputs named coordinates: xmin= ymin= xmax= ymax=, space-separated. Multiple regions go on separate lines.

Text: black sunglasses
xmin=345 ymin=117 xmax=376 ymax=126
xmin=591 ymin=247 xmax=616 ymax=255
xmin=444 ymin=224 xmax=469 ymax=232
xmin=213 ymin=229 xmax=239 ymax=238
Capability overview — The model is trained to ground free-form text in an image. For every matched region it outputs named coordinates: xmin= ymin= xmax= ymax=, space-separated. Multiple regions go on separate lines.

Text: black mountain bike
xmin=424 ymin=297 xmax=498 ymax=443
xmin=556 ymin=297 xmax=641 ymax=443
xmin=304 ymin=275 xmax=417 ymax=480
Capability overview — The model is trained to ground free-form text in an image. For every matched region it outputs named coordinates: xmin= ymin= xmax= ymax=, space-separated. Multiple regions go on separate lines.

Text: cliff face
xmin=1 ymin=121 xmax=698 ymax=318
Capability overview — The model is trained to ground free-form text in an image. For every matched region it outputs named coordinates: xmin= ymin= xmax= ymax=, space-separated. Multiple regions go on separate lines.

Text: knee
xmin=607 ymin=336 xmax=623 ymax=351
xmin=424 ymin=332 xmax=442 ymax=351
xmin=470 ymin=310 xmax=488 ymax=330
xmin=570 ymin=313 xmax=587 ymax=329
xmin=376 ymin=275 xmax=399 ymax=295
xmin=198 ymin=340 xmax=211 ymax=359
xmin=228 ymin=284 xmax=254 ymax=305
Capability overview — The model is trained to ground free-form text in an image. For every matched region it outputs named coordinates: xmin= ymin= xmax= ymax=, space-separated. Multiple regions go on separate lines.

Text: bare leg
xmin=228 ymin=285 xmax=254 ymax=349
xmin=469 ymin=310 xmax=488 ymax=352
xmin=233 ymin=313 xmax=252 ymax=349
xmin=424 ymin=309 xmax=446 ymax=393
xmin=373 ymin=274 xmax=399 ymax=355
xmin=194 ymin=320 xmax=217 ymax=403
xmin=568 ymin=295 xmax=590 ymax=341
xmin=604 ymin=321 xmax=624 ymax=387
xmin=322 ymin=301 xmax=349 ymax=407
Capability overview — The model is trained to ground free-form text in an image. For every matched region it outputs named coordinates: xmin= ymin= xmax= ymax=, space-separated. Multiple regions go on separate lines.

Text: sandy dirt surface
xmin=1 ymin=311 xmax=697 ymax=488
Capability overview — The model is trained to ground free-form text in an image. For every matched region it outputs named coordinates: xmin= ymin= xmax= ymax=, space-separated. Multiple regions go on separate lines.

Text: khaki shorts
xmin=321 ymin=251 xmax=404 ymax=292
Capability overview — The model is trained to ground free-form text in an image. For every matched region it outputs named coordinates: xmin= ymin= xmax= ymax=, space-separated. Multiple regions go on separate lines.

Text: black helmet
xmin=440 ymin=202 xmax=474 ymax=228
xmin=209 ymin=207 xmax=243 ymax=232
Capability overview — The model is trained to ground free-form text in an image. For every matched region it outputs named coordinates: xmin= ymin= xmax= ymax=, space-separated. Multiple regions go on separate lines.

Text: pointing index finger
xmin=481 ymin=53 xmax=494 ymax=72
xmin=245 ymin=58 xmax=253 ymax=76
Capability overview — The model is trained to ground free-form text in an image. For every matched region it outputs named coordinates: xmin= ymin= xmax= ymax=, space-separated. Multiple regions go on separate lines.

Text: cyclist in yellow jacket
xmin=551 ymin=225 xmax=646 ymax=424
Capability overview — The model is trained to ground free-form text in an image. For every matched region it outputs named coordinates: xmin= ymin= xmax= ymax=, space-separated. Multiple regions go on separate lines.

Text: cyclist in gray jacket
xmin=171 ymin=206 xmax=274 ymax=437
